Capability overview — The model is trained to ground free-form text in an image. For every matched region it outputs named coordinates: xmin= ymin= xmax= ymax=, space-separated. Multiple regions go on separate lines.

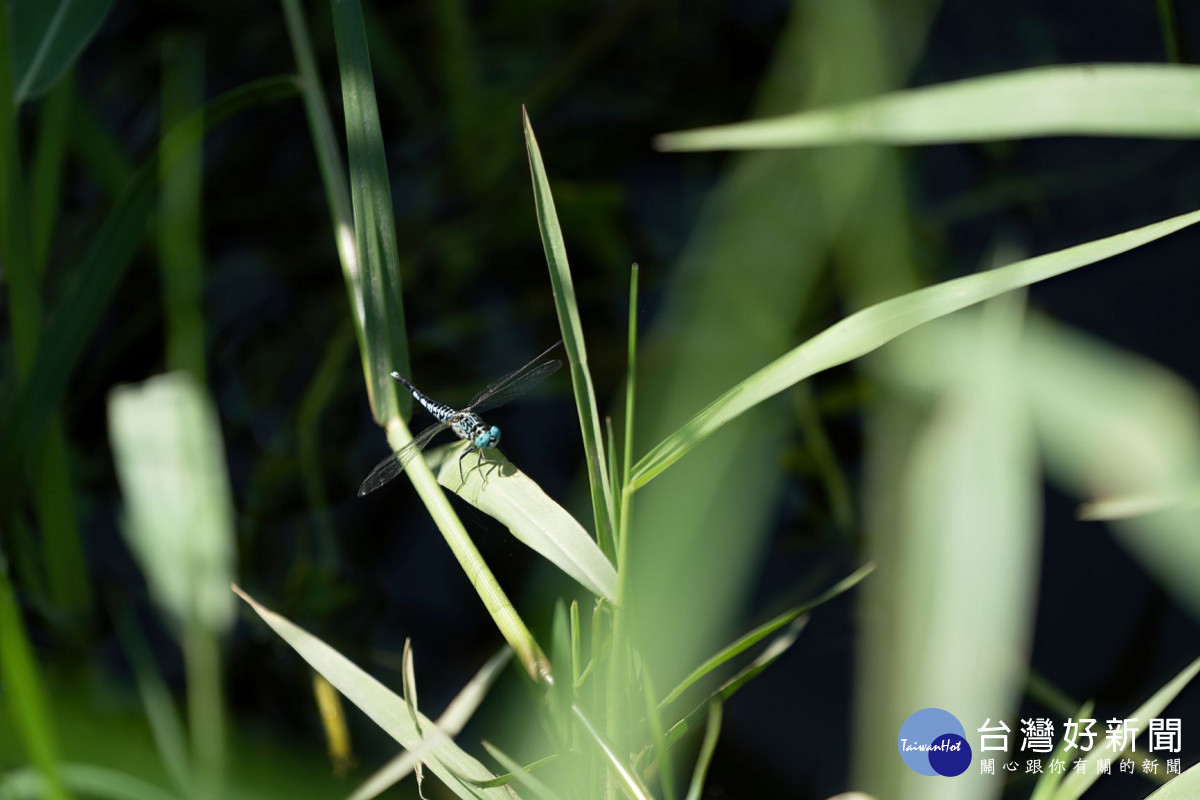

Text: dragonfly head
xmin=475 ymin=426 xmax=501 ymax=449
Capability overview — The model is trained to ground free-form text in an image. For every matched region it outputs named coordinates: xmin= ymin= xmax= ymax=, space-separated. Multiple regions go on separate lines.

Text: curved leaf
xmin=11 ymin=0 xmax=114 ymax=104
xmin=657 ymin=64 xmax=1200 ymax=151
xmin=630 ymin=207 xmax=1200 ymax=490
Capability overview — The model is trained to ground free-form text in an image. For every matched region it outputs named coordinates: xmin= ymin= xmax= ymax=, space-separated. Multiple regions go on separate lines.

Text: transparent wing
xmin=357 ymin=421 xmax=449 ymax=496
xmin=467 ymin=340 xmax=563 ymax=414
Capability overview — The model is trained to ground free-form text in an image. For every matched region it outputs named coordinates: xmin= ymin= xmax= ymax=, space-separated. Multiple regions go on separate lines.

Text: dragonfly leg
xmin=457 ymin=446 xmax=473 ymax=484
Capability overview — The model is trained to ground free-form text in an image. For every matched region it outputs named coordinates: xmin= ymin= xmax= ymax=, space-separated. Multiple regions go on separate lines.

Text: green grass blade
xmin=9 ymin=0 xmax=113 ymax=104
xmin=1031 ymin=701 xmax=1095 ymax=800
xmin=622 ymin=264 xmax=639 ymax=490
xmin=69 ymin=87 xmax=132 ymax=196
xmin=0 ymin=764 xmax=181 ymax=800
xmin=158 ymin=33 xmax=207 ymax=382
xmin=0 ymin=76 xmax=301 ymax=518
xmin=642 ymin=671 xmax=677 ymax=800
xmin=1 ymin=2 xmax=90 ymax=619
xmin=330 ymin=0 xmax=409 ymax=424
xmin=30 ymin=70 xmax=71 ymax=272
xmin=480 ymin=742 xmax=558 ymax=800
xmin=434 ymin=447 xmax=618 ymax=601
xmin=1053 ymin=655 xmax=1200 ymax=800
xmin=571 ymin=703 xmax=653 ymax=800
xmin=522 ymin=107 xmax=617 ymax=553
xmin=682 ymin=702 xmax=722 ymax=800
xmin=0 ymin=0 xmax=39 ymax=377
xmin=233 ymin=586 xmax=509 ymax=800
xmin=0 ymin=566 xmax=72 ymax=800
xmin=656 ymin=64 xmax=1200 ymax=151
xmin=347 ymin=648 xmax=511 ymax=800
xmin=660 ymin=563 xmax=873 ymax=708
xmin=630 ymin=207 xmax=1200 ymax=490
xmin=635 ymin=616 xmax=807 ymax=774
xmin=280 ymin=0 xmax=368 ymax=374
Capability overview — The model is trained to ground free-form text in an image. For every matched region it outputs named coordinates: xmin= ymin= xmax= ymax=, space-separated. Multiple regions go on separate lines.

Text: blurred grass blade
xmin=0 ymin=76 xmax=301 ymax=519
xmin=436 ymin=448 xmax=618 ymax=601
xmin=481 ymin=743 xmax=557 ymax=800
xmin=158 ymin=33 xmax=207 ymax=382
xmin=10 ymin=0 xmax=113 ymax=104
xmin=1142 ymin=762 xmax=1200 ymax=799
xmin=630 ymin=207 xmax=1200 ymax=490
xmin=682 ymin=702 xmax=722 ymax=800
xmin=330 ymin=0 xmax=409 ymax=424
xmin=1053 ymin=654 xmax=1200 ymax=800
xmin=108 ymin=374 xmax=236 ymax=633
xmin=30 ymin=71 xmax=72 ymax=271
xmin=115 ymin=611 xmax=194 ymax=795
xmin=859 ymin=296 xmax=1038 ymax=800
xmin=642 ymin=671 xmax=677 ymax=800
xmin=657 ymin=64 xmax=1200 ymax=151
xmin=1031 ymin=701 xmax=1094 ymax=800
xmin=522 ymin=107 xmax=617 ymax=551
xmin=313 ymin=674 xmax=353 ymax=776
xmin=0 ymin=763 xmax=180 ymax=800
xmin=109 ymin=373 xmax=234 ymax=796
xmin=0 ymin=567 xmax=71 ymax=800
xmin=233 ymin=586 xmax=509 ymax=800
xmin=660 ymin=563 xmax=873 ymax=707
xmin=347 ymin=647 xmax=511 ymax=800
xmin=458 ymin=754 xmax=558 ymax=790
xmin=1022 ymin=316 xmax=1200 ymax=619
xmin=571 ymin=703 xmax=653 ymax=800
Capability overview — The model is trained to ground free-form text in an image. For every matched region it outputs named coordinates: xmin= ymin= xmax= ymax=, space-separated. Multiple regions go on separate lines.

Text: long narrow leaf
xmin=630 ymin=207 xmax=1200 ymax=490
xmin=330 ymin=0 xmax=409 ymax=424
xmin=0 ymin=569 xmax=71 ymax=800
xmin=0 ymin=764 xmax=180 ymax=800
xmin=1052 ymin=654 xmax=1200 ymax=800
xmin=660 ymin=563 xmax=873 ymax=707
xmin=571 ymin=703 xmax=653 ymax=800
xmin=657 ymin=64 xmax=1200 ymax=151
xmin=346 ymin=647 xmax=510 ymax=800
xmin=523 ymin=107 xmax=617 ymax=551
xmin=682 ymin=702 xmax=722 ymax=800
xmin=233 ymin=586 xmax=509 ymax=800
xmin=635 ymin=616 xmax=808 ymax=773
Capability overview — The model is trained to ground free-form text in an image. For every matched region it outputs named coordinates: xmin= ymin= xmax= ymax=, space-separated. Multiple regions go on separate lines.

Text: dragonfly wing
xmin=357 ymin=421 xmax=448 ymax=496
xmin=468 ymin=340 xmax=564 ymax=413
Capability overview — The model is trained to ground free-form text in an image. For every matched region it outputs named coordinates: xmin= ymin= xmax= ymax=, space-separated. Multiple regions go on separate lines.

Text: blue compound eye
xmin=474 ymin=431 xmax=491 ymax=448
xmin=490 ymin=426 xmax=501 ymax=445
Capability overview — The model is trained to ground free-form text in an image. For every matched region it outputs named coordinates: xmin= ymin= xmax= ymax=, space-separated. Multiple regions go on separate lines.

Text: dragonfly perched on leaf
xmin=358 ymin=341 xmax=563 ymax=496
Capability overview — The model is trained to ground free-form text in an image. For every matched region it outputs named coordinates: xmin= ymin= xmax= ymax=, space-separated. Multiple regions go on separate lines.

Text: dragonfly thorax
xmin=452 ymin=412 xmax=501 ymax=450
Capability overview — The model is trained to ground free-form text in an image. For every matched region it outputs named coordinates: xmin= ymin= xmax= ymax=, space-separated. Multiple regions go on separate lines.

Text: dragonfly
xmin=358 ymin=340 xmax=563 ymax=496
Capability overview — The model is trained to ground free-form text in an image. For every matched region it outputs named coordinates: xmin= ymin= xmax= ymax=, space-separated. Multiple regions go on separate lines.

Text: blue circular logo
xmin=898 ymin=708 xmax=972 ymax=776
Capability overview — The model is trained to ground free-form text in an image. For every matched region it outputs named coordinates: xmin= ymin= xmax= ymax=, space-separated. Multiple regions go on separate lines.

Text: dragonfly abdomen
xmin=393 ymin=372 xmax=456 ymax=422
